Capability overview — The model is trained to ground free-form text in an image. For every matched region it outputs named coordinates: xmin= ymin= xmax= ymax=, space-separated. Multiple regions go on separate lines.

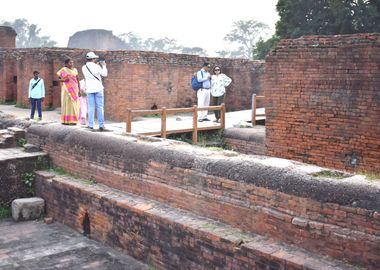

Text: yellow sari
xmin=57 ymin=67 xmax=80 ymax=124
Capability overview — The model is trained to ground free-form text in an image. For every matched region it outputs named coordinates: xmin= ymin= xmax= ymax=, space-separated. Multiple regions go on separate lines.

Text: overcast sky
xmin=2 ymin=0 xmax=279 ymax=56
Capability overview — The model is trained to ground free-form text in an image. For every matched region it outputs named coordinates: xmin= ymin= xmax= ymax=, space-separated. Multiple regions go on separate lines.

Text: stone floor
xmin=0 ymin=219 xmax=148 ymax=270
xmin=0 ymin=104 xmax=265 ymax=134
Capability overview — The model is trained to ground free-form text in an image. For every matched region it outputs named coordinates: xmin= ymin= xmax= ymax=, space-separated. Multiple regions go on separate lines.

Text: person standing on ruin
xmin=28 ymin=71 xmax=45 ymax=121
xmin=196 ymin=62 xmax=212 ymax=122
xmin=57 ymin=58 xmax=80 ymax=125
xmin=211 ymin=66 xmax=232 ymax=123
xmin=82 ymin=52 xmax=108 ymax=131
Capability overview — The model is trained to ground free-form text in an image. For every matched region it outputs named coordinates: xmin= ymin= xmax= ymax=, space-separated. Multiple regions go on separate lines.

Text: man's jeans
xmin=30 ymin=98 xmax=42 ymax=119
xmin=87 ymin=91 xmax=104 ymax=128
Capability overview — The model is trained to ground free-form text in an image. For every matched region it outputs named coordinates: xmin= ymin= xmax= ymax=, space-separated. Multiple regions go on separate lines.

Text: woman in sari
xmin=57 ymin=58 xmax=80 ymax=125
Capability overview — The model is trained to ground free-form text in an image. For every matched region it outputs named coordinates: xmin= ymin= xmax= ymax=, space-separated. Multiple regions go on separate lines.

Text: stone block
xmin=23 ymin=143 xmax=40 ymax=153
xmin=12 ymin=197 xmax=45 ymax=221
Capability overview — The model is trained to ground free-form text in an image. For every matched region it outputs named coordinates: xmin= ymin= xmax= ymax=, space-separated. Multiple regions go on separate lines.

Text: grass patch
xmin=21 ymin=172 xmax=35 ymax=195
xmin=49 ymin=167 xmax=97 ymax=185
xmin=17 ymin=138 xmax=27 ymax=147
xmin=49 ymin=167 xmax=67 ymax=175
xmin=0 ymin=204 xmax=11 ymax=220
xmin=358 ymin=171 xmax=380 ymax=181
xmin=168 ymin=130 xmax=225 ymax=148
xmin=312 ymin=170 xmax=349 ymax=179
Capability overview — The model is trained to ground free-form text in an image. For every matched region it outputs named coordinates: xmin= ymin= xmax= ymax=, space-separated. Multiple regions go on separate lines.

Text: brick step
xmin=67 ymin=159 xmax=380 ymax=268
xmin=36 ymin=171 xmax=361 ymax=270
xmin=0 ymin=127 xmax=25 ymax=148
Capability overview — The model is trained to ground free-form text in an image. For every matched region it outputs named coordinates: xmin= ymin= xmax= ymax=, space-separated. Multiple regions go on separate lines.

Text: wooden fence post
xmin=251 ymin=94 xmax=257 ymax=126
xmin=192 ymin=105 xmax=198 ymax=144
xmin=126 ymin=109 xmax=132 ymax=133
xmin=220 ymin=103 xmax=225 ymax=129
xmin=161 ymin=107 xmax=167 ymax=138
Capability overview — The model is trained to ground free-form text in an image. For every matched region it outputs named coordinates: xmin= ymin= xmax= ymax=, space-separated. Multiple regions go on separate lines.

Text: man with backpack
xmin=28 ymin=70 xmax=45 ymax=121
xmin=196 ymin=62 xmax=212 ymax=122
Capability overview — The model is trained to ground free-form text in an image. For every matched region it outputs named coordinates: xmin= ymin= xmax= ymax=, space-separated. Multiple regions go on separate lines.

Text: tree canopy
xmin=219 ymin=20 xmax=270 ymax=59
xmin=119 ymin=32 xmax=207 ymax=56
xmin=0 ymin=19 xmax=57 ymax=48
xmin=276 ymin=0 xmax=380 ymax=38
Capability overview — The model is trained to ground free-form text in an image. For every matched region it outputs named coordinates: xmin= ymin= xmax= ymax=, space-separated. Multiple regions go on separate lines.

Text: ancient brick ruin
xmin=26 ymin=124 xmax=379 ymax=269
xmin=0 ymin=26 xmax=16 ymax=48
xmin=265 ymin=33 xmax=380 ymax=174
xmin=0 ymin=25 xmax=265 ymax=122
xmin=0 ymin=26 xmax=379 ymax=269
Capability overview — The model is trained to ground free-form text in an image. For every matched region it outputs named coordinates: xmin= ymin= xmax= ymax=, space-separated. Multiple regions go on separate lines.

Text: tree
xmin=180 ymin=47 xmax=207 ymax=56
xmin=252 ymin=35 xmax=280 ymax=60
xmin=119 ymin=32 xmax=144 ymax=50
xmin=223 ymin=20 xmax=270 ymax=59
xmin=119 ymin=32 xmax=207 ymax=55
xmin=276 ymin=0 xmax=380 ymax=39
xmin=0 ymin=18 xmax=57 ymax=48
xmin=144 ymin=37 xmax=181 ymax=52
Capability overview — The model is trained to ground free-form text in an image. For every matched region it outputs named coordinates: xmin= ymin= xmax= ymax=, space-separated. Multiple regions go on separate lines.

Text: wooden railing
xmin=126 ymin=104 xmax=225 ymax=144
xmin=251 ymin=94 xmax=265 ymax=126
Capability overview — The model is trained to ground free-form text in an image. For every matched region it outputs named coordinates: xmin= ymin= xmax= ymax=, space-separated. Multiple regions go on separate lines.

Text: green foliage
xmin=0 ymin=18 xmax=57 ymax=48
xmin=358 ymin=171 xmax=380 ymax=181
xmin=0 ymin=204 xmax=11 ymax=220
xmin=49 ymin=167 xmax=67 ymax=175
xmin=276 ymin=0 xmax=380 ymax=39
xmin=312 ymin=170 xmax=349 ymax=179
xmin=83 ymin=176 xmax=97 ymax=185
xmin=219 ymin=20 xmax=270 ymax=59
xmin=17 ymin=138 xmax=27 ymax=147
xmin=119 ymin=32 xmax=208 ymax=56
xmin=167 ymin=132 xmax=193 ymax=144
xmin=252 ymin=35 xmax=281 ymax=60
xmin=21 ymin=172 xmax=35 ymax=195
xmin=168 ymin=130 xmax=225 ymax=147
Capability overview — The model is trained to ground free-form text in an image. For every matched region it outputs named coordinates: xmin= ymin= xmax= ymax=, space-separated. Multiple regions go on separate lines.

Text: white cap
xmin=85 ymin=51 xmax=99 ymax=59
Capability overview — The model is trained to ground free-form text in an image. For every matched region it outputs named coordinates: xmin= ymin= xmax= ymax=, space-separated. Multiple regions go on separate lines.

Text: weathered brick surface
xmin=224 ymin=127 xmax=267 ymax=155
xmin=0 ymin=26 xmax=16 ymax=48
xmin=0 ymin=147 xmax=49 ymax=205
xmin=35 ymin=173 xmax=357 ymax=270
xmin=0 ymin=48 xmax=264 ymax=121
xmin=265 ymin=33 xmax=380 ymax=174
xmin=27 ymin=124 xmax=380 ymax=268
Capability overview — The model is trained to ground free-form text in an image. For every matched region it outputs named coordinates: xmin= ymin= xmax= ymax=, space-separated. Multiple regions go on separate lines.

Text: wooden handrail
xmin=126 ymin=104 xmax=225 ymax=144
xmin=251 ymin=94 xmax=265 ymax=126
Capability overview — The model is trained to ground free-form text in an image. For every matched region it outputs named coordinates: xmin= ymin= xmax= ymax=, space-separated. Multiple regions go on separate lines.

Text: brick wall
xmin=27 ymin=124 xmax=380 ymax=268
xmin=36 ymin=172 xmax=359 ymax=270
xmin=223 ymin=127 xmax=267 ymax=155
xmin=265 ymin=33 xmax=380 ymax=174
xmin=0 ymin=26 xmax=16 ymax=48
xmin=0 ymin=151 xmax=49 ymax=206
xmin=0 ymin=48 xmax=264 ymax=121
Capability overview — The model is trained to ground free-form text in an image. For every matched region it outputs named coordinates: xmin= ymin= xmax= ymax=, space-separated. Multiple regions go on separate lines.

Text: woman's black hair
xmin=64 ymin=58 xmax=72 ymax=65
xmin=213 ymin=66 xmax=221 ymax=74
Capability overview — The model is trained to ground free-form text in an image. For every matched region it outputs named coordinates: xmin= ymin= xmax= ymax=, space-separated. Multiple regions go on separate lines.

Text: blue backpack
xmin=191 ymin=71 xmax=203 ymax=91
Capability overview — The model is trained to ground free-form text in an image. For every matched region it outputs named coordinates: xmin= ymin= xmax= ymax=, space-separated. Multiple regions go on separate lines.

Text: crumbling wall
xmin=0 ymin=26 xmax=16 ymax=48
xmin=0 ymin=48 xmax=264 ymax=121
xmin=265 ymin=33 xmax=380 ymax=173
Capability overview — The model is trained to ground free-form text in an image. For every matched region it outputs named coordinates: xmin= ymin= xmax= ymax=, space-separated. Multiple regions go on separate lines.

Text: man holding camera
xmin=82 ymin=51 xmax=108 ymax=131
